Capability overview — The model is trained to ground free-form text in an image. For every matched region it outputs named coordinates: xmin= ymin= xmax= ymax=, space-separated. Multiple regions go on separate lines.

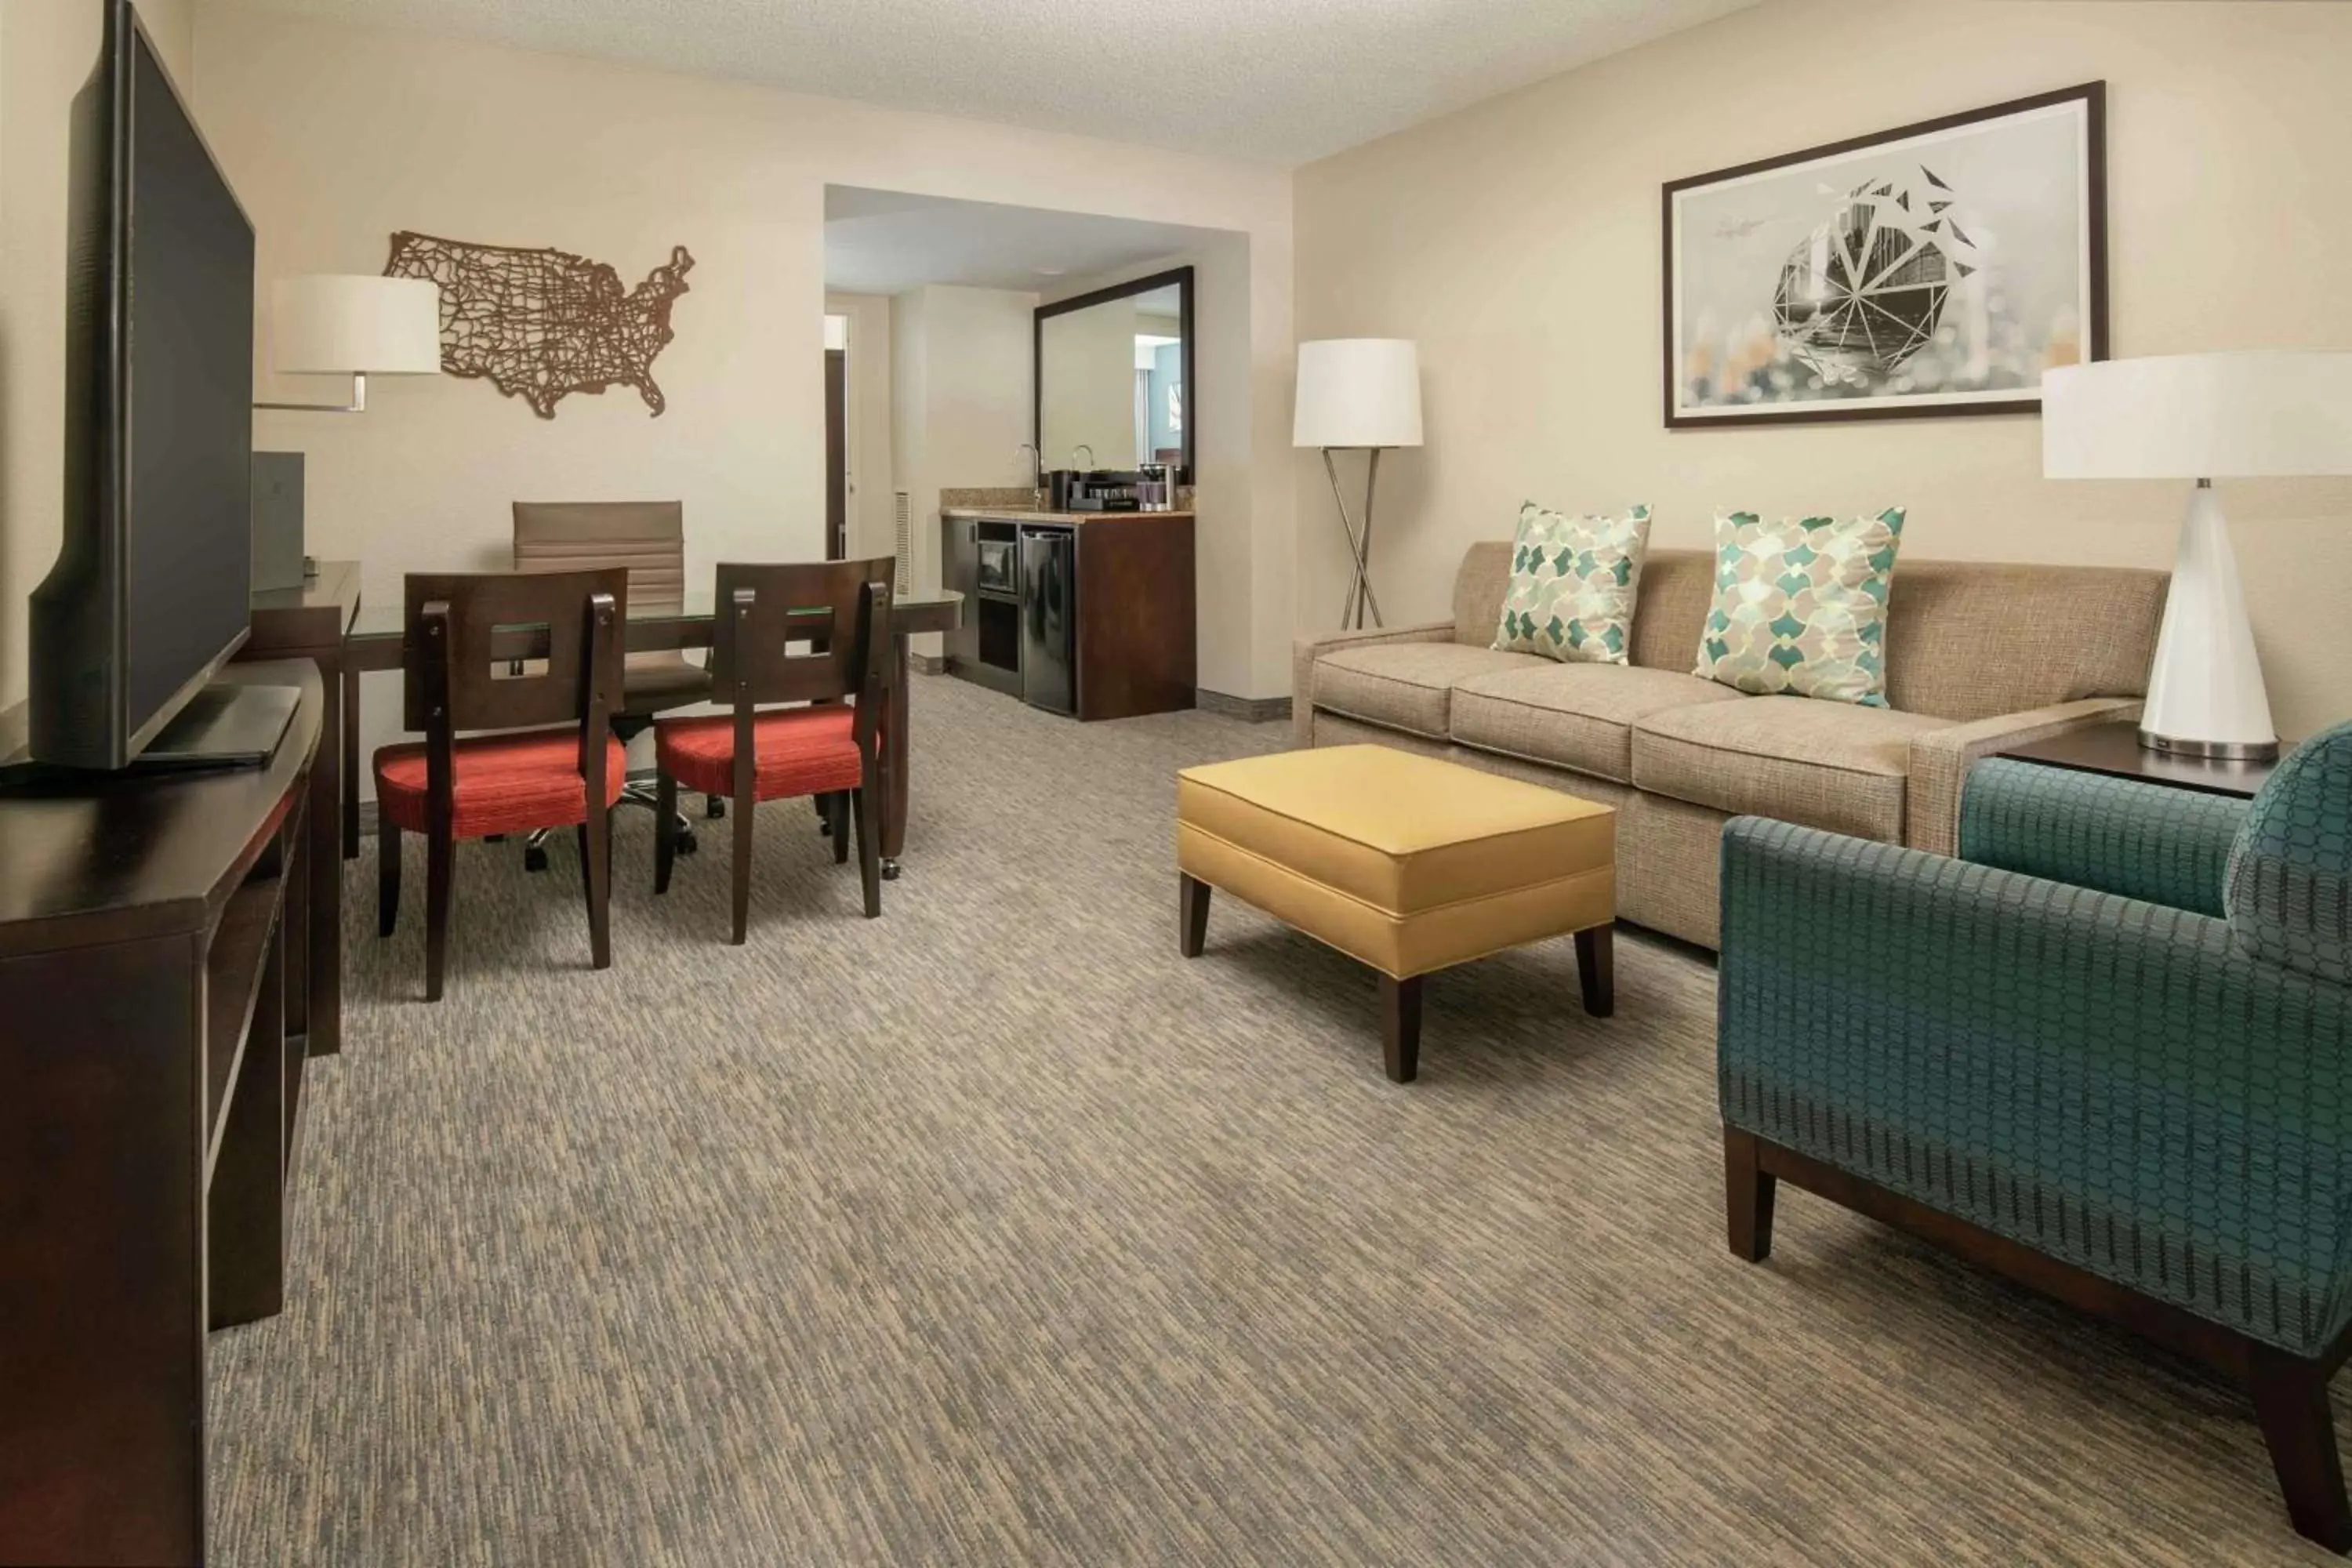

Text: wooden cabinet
xmin=0 ymin=661 xmax=323 ymax=1567
xmin=939 ymin=510 xmax=1196 ymax=721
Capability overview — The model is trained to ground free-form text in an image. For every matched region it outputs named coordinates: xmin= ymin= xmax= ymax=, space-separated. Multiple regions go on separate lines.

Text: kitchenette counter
xmin=942 ymin=508 xmax=1194 ymax=526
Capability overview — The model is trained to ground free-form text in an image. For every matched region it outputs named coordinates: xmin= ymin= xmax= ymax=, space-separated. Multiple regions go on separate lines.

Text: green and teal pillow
xmin=1694 ymin=508 xmax=1905 ymax=706
xmin=1492 ymin=503 xmax=1653 ymax=666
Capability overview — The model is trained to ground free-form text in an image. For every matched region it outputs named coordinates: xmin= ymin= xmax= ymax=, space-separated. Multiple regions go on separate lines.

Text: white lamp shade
xmin=1294 ymin=338 xmax=1423 ymax=448
xmin=2043 ymin=352 xmax=2352 ymax=479
xmin=270 ymin=275 xmax=444 ymax=376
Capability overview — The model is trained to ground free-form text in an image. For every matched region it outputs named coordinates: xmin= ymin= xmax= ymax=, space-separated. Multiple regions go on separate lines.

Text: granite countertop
xmin=941 ymin=508 xmax=1194 ymax=525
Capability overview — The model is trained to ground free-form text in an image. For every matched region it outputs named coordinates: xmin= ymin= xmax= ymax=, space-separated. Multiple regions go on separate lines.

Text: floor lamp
xmin=2043 ymin=352 xmax=2352 ymax=761
xmin=1295 ymin=339 xmax=1423 ymax=631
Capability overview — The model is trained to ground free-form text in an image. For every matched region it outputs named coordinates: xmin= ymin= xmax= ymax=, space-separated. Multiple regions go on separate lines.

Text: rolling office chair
xmin=512 ymin=501 xmax=714 ymax=867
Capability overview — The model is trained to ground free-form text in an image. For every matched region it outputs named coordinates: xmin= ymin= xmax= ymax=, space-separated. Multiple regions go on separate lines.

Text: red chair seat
xmin=656 ymin=706 xmax=864 ymax=801
xmin=375 ymin=728 xmax=628 ymax=839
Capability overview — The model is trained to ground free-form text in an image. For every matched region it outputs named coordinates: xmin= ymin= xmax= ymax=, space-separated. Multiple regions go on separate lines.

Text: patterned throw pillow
xmin=1694 ymin=508 xmax=1906 ymax=706
xmin=1492 ymin=503 xmax=1653 ymax=666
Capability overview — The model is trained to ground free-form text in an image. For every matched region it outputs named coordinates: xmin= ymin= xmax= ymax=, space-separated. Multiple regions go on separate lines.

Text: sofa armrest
xmin=1905 ymin=695 xmax=2143 ymax=857
xmin=1719 ymin=816 xmax=2352 ymax=1355
xmin=1290 ymin=620 xmax=1457 ymax=749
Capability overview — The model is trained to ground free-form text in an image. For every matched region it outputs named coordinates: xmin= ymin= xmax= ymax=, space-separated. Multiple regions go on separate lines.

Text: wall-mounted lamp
xmin=255 ymin=274 xmax=443 ymax=413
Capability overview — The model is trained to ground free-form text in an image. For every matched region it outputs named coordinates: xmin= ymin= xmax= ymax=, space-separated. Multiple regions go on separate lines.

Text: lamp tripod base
xmin=2138 ymin=479 xmax=2278 ymax=763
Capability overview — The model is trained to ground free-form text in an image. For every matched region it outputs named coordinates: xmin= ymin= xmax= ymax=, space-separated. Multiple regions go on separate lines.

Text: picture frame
xmin=1662 ymin=82 xmax=2107 ymax=429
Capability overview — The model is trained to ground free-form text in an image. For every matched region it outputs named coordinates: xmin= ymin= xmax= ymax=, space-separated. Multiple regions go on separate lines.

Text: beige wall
xmin=889 ymin=283 xmax=1036 ymax=654
xmin=180 ymin=3 xmax=1294 ymax=775
xmin=1047 ymin=234 xmax=1294 ymax=699
xmin=0 ymin=0 xmax=198 ymax=709
xmin=1040 ymin=297 xmax=1141 ymax=468
xmin=825 ymin=291 xmax=895 ymax=564
xmin=1293 ymin=0 xmax=2352 ymax=740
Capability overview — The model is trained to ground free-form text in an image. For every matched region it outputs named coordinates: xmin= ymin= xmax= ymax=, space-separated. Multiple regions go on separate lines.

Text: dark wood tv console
xmin=0 ymin=659 xmax=325 ymax=1567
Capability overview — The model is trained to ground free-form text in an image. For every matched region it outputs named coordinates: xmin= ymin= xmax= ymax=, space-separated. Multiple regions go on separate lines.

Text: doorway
xmin=824 ymin=312 xmax=850 ymax=561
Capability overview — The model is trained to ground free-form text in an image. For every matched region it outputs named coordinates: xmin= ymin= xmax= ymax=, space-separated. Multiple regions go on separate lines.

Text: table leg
xmin=309 ymin=655 xmax=343 ymax=1054
xmin=880 ymin=632 xmax=912 ymax=879
xmin=341 ymin=659 xmax=361 ymax=860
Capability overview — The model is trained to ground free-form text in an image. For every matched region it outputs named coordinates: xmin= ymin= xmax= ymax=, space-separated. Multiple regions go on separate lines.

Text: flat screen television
xmin=27 ymin=0 xmax=266 ymax=771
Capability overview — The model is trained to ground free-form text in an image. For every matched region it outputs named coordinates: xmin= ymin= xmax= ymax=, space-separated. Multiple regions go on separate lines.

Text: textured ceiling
xmin=230 ymin=0 xmax=1762 ymax=165
xmin=825 ymin=187 xmax=1224 ymax=295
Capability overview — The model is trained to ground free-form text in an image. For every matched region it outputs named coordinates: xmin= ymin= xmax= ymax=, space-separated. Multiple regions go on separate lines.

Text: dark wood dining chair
xmin=652 ymin=559 xmax=895 ymax=944
xmin=372 ymin=568 xmax=627 ymax=1000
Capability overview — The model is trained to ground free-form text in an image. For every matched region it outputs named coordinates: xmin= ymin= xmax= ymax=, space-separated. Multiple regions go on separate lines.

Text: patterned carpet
xmin=209 ymin=674 xmax=2329 ymax=1565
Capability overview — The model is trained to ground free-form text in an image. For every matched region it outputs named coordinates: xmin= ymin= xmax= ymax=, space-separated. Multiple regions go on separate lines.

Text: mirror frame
xmin=1034 ymin=265 xmax=1194 ymax=485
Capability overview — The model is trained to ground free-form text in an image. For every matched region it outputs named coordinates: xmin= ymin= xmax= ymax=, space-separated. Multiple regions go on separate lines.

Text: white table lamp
xmin=2044 ymin=351 xmax=2352 ymax=761
xmin=1296 ymin=338 xmax=1423 ymax=630
xmin=257 ymin=275 xmax=444 ymax=413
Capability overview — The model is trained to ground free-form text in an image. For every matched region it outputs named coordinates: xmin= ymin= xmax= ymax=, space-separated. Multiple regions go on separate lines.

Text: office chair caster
xmin=706 ymin=794 xmax=726 ymax=820
xmin=676 ymin=827 xmax=699 ymax=857
xmin=524 ymin=843 xmax=550 ymax=873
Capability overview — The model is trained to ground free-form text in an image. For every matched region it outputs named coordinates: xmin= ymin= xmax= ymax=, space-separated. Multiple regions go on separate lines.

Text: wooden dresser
xmin=0 ymin=660 xmax=325 ymax=1567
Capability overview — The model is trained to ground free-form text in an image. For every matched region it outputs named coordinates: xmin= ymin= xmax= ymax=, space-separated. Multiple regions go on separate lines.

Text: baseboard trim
xmin=1196 ymin=690 xmax=1293 ymax=724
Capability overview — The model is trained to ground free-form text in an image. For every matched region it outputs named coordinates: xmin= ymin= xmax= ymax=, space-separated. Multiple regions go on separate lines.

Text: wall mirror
xmin=1035 ymin=266 xmax=1192 ymax=484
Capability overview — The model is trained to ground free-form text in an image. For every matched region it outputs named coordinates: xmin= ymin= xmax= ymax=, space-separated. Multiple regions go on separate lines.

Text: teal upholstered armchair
xmin=1717 ymin=728 xmax=2352 ymax=1552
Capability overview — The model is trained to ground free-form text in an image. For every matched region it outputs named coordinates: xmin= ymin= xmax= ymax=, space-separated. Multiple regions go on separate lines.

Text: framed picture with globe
xmin=1662 ymin=82 xmax=2107 ymax=427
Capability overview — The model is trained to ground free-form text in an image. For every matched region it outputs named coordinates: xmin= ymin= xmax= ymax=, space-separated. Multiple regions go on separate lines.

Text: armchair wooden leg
xmin=654 ymin=771 xmax=678 ymax=895
xmin=2249 ymin=1348 xmax=2352 ymax=1552
xmin=1724 ymin=1126 xmax=1776 ymax=1262
xmin=579 ymin=812 xmax=612 ymax=971
xmin=1381 ymin=973 xmax=1421 ymax=1083
xmin=730 ymin=788 xmax=754 ymax=946
xmin=830 ymin=793 xmax=851 ymax=866
xmin=1575 ymin=922 xmax=1614 ymax=1018
xmin=852 ymin=778 xmax=882 ymax=918
xmin=424 ymin=826 xmax=453 ymax=1003
xmin=378 ymin=817 xmax=401 ymax=937
xmin=1178 ymin=873 xmax=1210 ymax=958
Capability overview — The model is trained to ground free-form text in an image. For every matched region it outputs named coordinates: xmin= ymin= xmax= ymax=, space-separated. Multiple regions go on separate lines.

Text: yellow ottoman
xmin=1176 ymin=744 xmax=1617 ymax=1081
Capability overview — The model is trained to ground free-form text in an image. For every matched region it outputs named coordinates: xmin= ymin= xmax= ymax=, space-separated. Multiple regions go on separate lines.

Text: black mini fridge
xmin=1018 ymin=524 xmax=1076 ymax=716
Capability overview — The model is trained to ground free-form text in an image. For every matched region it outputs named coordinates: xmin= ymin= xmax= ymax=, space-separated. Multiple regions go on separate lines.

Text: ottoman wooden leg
xmin=1381 ymin=973 xmax=1421 ymax=1083
xmin=1178 ymin=873 xmax=1210 ymax=958
xmin=1575 ymin=922 xmax=1614 ymax=1017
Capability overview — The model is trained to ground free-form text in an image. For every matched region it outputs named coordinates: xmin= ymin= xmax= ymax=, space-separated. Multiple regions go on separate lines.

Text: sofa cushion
xmin=1632 ymin=695 xmax=1955 ymax=841
xmin=1312 ymin=642 xmax=1537 ymax=740
xmin=2226 ymin=720 xmax=2352 ymax=983
xmin=1450 ymin=662 xmax=1744 ymax=784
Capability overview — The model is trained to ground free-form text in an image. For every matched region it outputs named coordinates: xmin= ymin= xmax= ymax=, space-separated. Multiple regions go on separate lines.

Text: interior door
xmin=824 ymin=348 xmax=847 ymax=561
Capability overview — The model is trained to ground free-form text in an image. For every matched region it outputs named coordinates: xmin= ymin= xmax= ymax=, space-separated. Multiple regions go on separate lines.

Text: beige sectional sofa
xmin=1292 ymin=543 xmax=2168 ymax=947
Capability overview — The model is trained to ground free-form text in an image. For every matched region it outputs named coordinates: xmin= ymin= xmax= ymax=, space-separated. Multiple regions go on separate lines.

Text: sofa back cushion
xmin=1881 ymin=560 xmax=2166 ymax=721
xmin=1454 ymin=543 xmax=1715 ymax=671
xmin=2226 ymin=721 xmax=2352 ymax=984
xmin=1454 ymin=543 xmax=2165 ymax=720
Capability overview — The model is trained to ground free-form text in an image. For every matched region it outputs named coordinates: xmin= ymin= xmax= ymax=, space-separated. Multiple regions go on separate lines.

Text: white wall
xmin=1294 ymin=0 xmax=2352 ymax=740
xmin=0 ymin=0 xmax=198 ymax=709
xmin=183 ymin=3 xmax=1295 ymax=773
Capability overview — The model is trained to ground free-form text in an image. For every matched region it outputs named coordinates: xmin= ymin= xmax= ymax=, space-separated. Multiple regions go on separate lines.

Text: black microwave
xmin=978 ymin=537 xmax=1018 ymax=596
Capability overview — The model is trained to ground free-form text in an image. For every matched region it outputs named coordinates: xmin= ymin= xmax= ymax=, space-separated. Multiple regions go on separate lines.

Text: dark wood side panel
xmin=1075 ymin=516 xmax=1196 ymax=722
xmin=0 ymin=939 xmax=205 ymax=1567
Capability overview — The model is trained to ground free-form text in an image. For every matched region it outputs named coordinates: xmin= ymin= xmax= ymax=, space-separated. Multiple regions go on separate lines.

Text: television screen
xmin=29 ymin=2 xmax=258 ymax=768
xmin=123 ymin=24 xmax=254 ymax=739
